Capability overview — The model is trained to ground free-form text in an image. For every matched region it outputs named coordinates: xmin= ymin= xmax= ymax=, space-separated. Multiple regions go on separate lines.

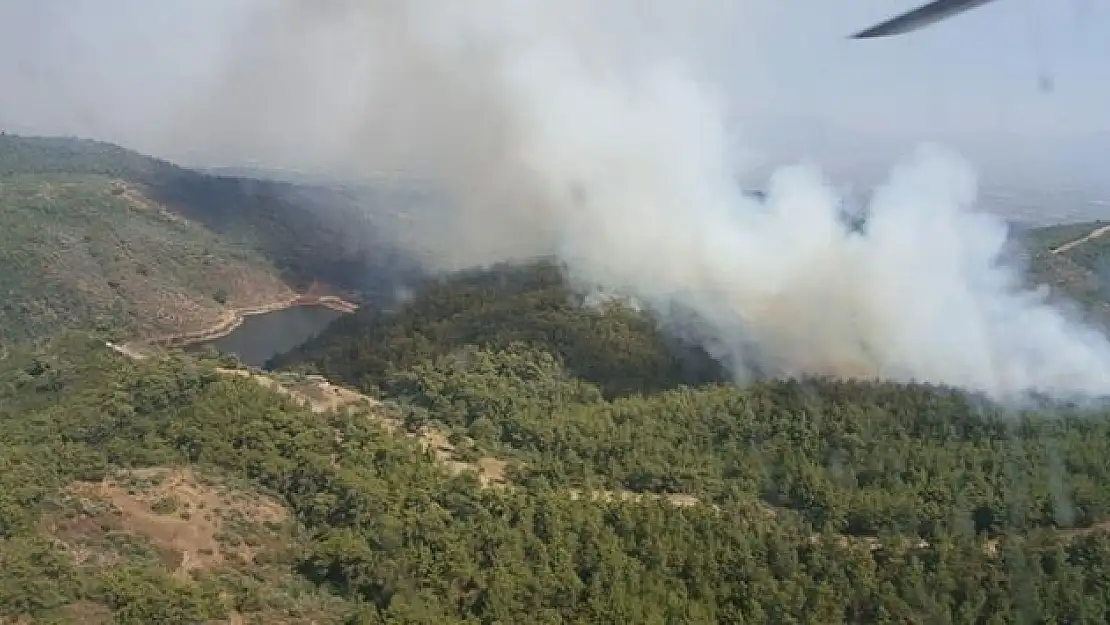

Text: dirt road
xmin=104 ymin=340 xmax=708 ymax=505
xmin=1051 ymin=224 xmax=1110 ymax=255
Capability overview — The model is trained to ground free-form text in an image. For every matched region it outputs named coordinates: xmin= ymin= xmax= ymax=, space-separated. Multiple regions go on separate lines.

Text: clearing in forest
xmin=56 ymin=468 xmax=289 ymax=578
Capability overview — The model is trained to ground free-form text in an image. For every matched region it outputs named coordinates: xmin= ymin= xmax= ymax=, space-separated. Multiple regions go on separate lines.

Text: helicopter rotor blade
xmin=851 ymin=0 xmax=1003 ymax=39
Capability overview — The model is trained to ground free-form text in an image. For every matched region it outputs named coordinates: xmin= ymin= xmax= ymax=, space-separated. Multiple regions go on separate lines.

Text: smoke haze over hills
xmin=3 ymin=0 xmax=1110 ymax=400
xmin=133 ymin=0 xmax=1110 ymax=401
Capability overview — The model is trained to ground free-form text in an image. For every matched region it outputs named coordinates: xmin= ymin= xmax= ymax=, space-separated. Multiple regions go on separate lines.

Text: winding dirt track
xmin=106 ymin=295 xmax=1110 ymax=553
xmin=105 ymin=327 xmax=704 ymax=508
xmin=108 ymin=336 xmax=1110 ymax=556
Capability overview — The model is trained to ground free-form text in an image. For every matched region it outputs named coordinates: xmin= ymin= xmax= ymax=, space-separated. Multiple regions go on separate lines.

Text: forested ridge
xmin=267 ymin=261 xmax=726 ymax=399
xmin=9 ymin=328 xmax=1110 ymax=623
xmin=9 ymin=262 xmax=1107 ymax=623
xmin=273 ymin=261 xmax=1110 ymax=539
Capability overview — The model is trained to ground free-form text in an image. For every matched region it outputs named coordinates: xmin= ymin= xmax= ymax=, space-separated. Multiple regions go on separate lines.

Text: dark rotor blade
xmin=851 ymin=0 xmax=1002 ymax=38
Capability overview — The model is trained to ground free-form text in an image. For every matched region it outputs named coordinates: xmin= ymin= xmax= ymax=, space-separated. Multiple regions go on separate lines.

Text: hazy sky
xmin=0 ymin=0 xmax=1106 ymax=166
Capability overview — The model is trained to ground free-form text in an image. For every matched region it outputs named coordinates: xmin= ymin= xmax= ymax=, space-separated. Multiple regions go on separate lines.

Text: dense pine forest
xmin=5 ymin=263 xmax=1110 ymax=622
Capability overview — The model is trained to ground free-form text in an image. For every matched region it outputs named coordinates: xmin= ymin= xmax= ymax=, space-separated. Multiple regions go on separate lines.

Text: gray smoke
xmin=163 ymin=0 xmax=1110 ymax=401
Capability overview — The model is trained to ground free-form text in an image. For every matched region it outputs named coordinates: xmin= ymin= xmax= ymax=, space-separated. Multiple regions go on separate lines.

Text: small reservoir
xmin=198 ymin=305 xmax=344 ymax=368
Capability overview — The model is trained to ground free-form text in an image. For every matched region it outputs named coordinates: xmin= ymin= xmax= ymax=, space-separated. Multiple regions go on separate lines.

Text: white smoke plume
xmin=173 ymin=0 xmax=1110 ymax=402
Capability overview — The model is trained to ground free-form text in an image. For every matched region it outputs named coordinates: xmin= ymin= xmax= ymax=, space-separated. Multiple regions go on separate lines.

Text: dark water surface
xmin=198 ymin=305 xmax=344 ymax=368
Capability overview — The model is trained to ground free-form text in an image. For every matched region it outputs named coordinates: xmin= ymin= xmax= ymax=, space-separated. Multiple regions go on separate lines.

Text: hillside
xmin=0 ymin=134 xmax=422 ymax=311
xmin=8 ymin=132 xmax=1110 ymax=621
xmin=1020 ymin=220 xmax=1110 ymax=321
xmin=266 ymin=260 xmax=727 ymax=399
xmin=266 ymin=223 xmax=1110 ymax=397
xmin=8 ymin=327 xmax=1110 ymax=622
xmin=0 ymin=134 xmax=426 ymax=345
xmin=0 ymin=173 xmax=295 ymax=344
xmin=5 ymin=132 xmax=1106 ymax=347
